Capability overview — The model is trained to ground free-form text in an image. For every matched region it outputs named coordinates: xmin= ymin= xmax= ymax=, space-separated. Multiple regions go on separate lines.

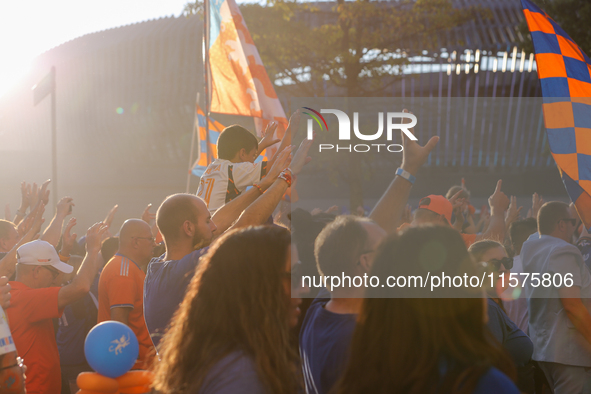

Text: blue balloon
xmin=84 ymin=321 xmax=139 ymax=378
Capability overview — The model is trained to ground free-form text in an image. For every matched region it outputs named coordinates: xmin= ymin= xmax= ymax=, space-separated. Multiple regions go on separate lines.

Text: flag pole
xmin=185 ymin=93 xmax=200 ymax=193
xmin=204 ymin=0 xmax=212 ymax=166
xmin=51 ymin=66 xmax=58 ymax=208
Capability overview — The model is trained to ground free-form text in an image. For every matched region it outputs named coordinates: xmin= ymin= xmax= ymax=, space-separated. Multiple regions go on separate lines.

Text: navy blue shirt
xmin=57 ymin=274 xmax=99 ymax=365
xmin=473 ymin=367 xmax=520 ymax=393
xmin=144 ymin=247 xmax=209 ymax=349
xmin=299 ymin=289 xmax=357 ymax=394
xmin=199 ymin=351 xmax=266 ymax=394
xmin=486 ymin=298 xmax=533 ymax=367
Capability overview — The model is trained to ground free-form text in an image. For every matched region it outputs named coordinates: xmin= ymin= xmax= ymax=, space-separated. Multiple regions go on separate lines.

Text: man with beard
xmin=144 ymin=145 xmax=306 ymax=349
xmin=144 ymin=194 xmax=218 ymax=348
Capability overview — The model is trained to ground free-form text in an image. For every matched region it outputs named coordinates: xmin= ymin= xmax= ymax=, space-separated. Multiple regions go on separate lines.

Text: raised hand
xmin=103 ymin=204 xmax=119 ymax=229
xmin=290 ymin=137 xmax=314 ymax=175
xmin=61 ymin=217 xmax=77 ymax=257
xmin=326 ymin=205 xmax=340 ymax=215
xmin=505 ymin=196 xmax=523 ymax=226
xmin=142 ymin=203 xmax=156 ymax=224
xmin=531 ymin=192 xmax=544 ymax=219
xmin=16 ymin=211 xmax=35 ymax=239
xmin=85 ymin=222 xmax=109 ymax=255
xmin=19 ymin=182 xmax=31 ymax=212
xmin=39 ymin=180 xmax=51 ymax=205
xmin=29 ymin=183 xmax=39 ymax=208
xmin=449 ymin=190 xmax=467 ymax=212
xmin=56 ymin=197 xmax=74 ymax=218
xmin=400 ymin=109 xmax=439 ymax=175
xmin=450 ymin=190 xmax=467 ymax=231
xmin=488 ymin=180 xmax=510 ymax=215
xmin=258 ymin=122 xmax=280 ymax=153
xmin=29 ymin=202 xmax=46 ymax=237
xmin=265 ymin=146 xmax=292 ymax=181
xmin=286 ymin=109 xmax=302 ymax=140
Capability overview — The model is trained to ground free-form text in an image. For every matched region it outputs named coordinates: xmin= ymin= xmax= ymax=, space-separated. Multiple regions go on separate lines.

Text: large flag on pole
xmin=522 ymin=0 xmax=591 ymax=230
xmin=208 ymin=0 xmax=288 ymax=140
xmin=192 ymin=105 xmax=225 ymax=177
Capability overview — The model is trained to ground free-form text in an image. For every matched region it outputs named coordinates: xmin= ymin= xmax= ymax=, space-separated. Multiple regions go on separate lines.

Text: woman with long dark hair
xmin=469 ymin=240 xmax=535 ymax=393
xmin=333 ymin=226 xmax=519 ymax=394
xmin=153 ymin=226 xmax=302 ymax=394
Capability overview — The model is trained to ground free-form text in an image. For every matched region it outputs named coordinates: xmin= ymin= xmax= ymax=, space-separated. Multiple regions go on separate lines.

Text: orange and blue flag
xmin=522 ymin=0 xmax=591 ymax=229
xmin=208 ymin=0 xmax=288 ymax=146
xmin=192 ymin=105 xmax=224 ymax=177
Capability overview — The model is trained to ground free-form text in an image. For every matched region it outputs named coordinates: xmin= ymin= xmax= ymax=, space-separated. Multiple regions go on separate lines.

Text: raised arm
xmin=12 ymin=182 xmax=31 ymax=226
xmin=257 ymin=122 xmax=280 ymax=157
xmin=231 ymin=136 xmax=313 ymax=229
xmin=58 ymin=222 xmax=107 ymax=309
xmin=475 ymin=180 xmax=509 ymax=243
xmin=0 ymin=202 xmax=45 ymax=278
xmin=214 ymin=147 xmax=292 ymax=234
xmin=231 ymin=176 xmax=290 ymax=229
xmin=59 ymin=217 xmax=77 ymax=259
xmin=266 ymin=110 xmax=301 ymax=170
xmin=369 ymin=111 xmax=439 ymax=234
xmin=41 ymin=196 xmax=74 ymax=247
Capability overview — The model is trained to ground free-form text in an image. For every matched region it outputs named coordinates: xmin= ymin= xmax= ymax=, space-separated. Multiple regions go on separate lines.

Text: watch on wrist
xmin=395 ymin=168 xmax=416 ymax=184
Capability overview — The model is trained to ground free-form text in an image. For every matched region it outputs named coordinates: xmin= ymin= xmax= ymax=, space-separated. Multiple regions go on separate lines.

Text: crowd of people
xmin=0 ymin=111 xmax=589 ymax=394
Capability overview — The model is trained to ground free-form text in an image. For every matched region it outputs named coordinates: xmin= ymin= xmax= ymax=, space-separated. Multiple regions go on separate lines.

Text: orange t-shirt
xmin=98 ymin=254 xmax=154 ymax=369
xmin=6 ymin=281 xmax=64 ymax=394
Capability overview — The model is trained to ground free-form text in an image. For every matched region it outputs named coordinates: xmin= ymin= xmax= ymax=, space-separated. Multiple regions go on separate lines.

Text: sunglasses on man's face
xmin=41 ymin=265 xmax=61 ymax=280
xmin=486 ymin=257 xmax=513 ymax=271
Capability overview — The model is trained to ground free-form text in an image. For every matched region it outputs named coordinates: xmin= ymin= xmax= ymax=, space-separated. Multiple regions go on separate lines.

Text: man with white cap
xmin=6 ymin=222 xmax=107 ymax=394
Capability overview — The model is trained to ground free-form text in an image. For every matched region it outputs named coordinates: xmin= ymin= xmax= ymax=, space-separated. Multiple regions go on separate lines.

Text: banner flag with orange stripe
xmin=192 ymin=105 xmax=225 ymax=177
xmin=522 ymin=0 xmax=591 ymax=229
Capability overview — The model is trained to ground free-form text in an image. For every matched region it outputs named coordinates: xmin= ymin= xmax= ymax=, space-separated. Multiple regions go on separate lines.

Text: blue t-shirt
xmin=57 ymin=274 xmax=99 ymax=365
xmin=199 ymin=351 xmax=266 ymax=394
xmin=439 ymin=358 xmax=519 ymax=393
xmin=473 ymin=367 xmax=520 ymax=394
xmin=144 ymin=247 xmax=209 ymax=349
xmin=299 ymin=289 xmax=357 ymax=394
xmin=486 ymin=298 xmax=533 ymax=367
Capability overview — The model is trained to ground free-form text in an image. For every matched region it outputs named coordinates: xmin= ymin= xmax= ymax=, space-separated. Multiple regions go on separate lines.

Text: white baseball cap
xmin=17 ymin=240 xmax=74 ymax=274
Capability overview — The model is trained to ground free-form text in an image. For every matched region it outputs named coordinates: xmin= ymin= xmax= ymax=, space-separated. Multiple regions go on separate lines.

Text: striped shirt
xmin=98 ymin=254 xmax=154 ymax=368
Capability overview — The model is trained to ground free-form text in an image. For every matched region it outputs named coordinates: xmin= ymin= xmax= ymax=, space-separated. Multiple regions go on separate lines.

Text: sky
xmin=0 ymin=0 xmax=190 ymax=98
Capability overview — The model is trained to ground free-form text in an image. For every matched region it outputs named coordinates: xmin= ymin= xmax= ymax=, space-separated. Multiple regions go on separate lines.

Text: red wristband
xmin=253 ymin=183 xmax=264 ymax=194
xmin=278 ymin=169 xmax=293 ymax=187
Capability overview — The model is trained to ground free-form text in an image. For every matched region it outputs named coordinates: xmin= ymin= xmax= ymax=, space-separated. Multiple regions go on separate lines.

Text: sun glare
xmin=0 ymin=60 xmax=33 ymax=99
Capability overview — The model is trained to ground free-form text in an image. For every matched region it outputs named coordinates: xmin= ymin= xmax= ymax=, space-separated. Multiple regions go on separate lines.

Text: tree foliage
xmin=186 ymin=0 xmax=481 ymax=97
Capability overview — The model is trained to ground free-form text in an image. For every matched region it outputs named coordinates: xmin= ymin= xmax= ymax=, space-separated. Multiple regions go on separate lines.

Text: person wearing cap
xmin=98 ymin=219 xmax=156 ymax=370
xmin=411 ymin=180 xmax=510 ymax=248
xmin=6 ymin=222 xmax=107 ymax=394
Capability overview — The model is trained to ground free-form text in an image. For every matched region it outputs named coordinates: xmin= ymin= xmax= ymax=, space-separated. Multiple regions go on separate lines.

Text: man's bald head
xmin=156 ymin=194 xmax=207 ymax=242
xmin=120 ymin=219 xmax=152 ymax=243
xmin=117 ymin=219 xmax=155 ymax=267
